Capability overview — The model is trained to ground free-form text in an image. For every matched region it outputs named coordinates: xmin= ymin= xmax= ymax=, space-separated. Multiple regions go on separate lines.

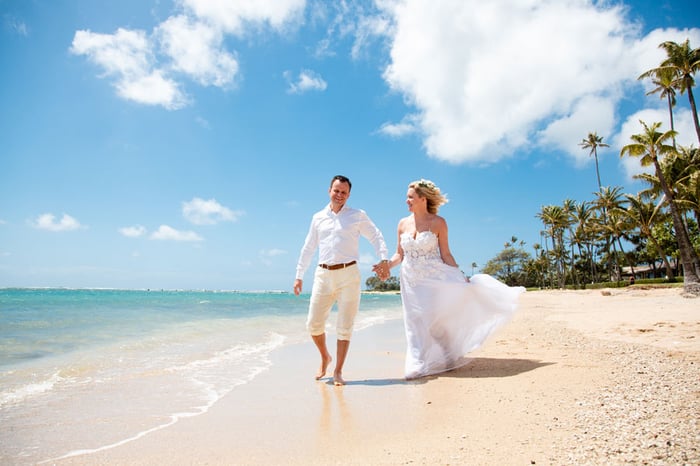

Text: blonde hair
xmin=409 ymin=179 xmax=448 ymax=214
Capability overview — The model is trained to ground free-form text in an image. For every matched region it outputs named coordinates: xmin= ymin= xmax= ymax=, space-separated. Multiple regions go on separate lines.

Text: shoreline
xmin=43 ymin=288 xmax=700 ymax=464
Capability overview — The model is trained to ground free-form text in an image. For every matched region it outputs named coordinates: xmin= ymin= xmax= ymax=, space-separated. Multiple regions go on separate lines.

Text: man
xmin=294 ymin=175 xmax=390 ymax=385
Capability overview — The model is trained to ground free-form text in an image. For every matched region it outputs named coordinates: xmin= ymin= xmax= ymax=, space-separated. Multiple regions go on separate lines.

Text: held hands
xmin=372 ymin=260 xmax=391 ymax=281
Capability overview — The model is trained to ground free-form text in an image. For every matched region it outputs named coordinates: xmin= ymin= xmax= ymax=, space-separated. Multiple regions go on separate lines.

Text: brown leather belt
xmin=319 ymin=260 xmax=357 ymax=270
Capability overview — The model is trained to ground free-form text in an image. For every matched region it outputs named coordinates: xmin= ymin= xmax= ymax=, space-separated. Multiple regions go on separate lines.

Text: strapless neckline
xmin=402 ymin=230 xmax=436 ymax=240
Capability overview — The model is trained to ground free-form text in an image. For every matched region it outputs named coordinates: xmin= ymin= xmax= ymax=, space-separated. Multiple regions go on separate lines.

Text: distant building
xmin=621 ymin=261 xmax=679 ymax=280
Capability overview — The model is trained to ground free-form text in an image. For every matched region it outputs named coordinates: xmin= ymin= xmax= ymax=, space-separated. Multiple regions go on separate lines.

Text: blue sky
xmin=1 ymin=0 xmax=699 ymax=291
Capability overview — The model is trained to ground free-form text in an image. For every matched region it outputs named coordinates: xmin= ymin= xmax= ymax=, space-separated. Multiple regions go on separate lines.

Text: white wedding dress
xmin=399 ymin=231 xmax=525 ymax=379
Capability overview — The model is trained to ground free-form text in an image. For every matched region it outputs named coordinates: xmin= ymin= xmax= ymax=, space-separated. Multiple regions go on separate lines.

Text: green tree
xmin=620 ymin=120 xmax=700 ymax=293
xmin=530 ymin=243 xmax=545 ymax=287
xmin=622 ymin=193 xmax=675 ymax=279
xmin=579 ymin=132 xmax=609 ymax=190
xmin=365 ymin=275 xmax=400 ymax=291
xmin=658 ymin=39 xmax=700 ymax=144
xmin=672 ymin=146 xmax=700 ymax=226
xmin=536 ymin=205 xmax=570 ymax=287
xmin=593 ymin=186 xmax=628 ymax=281
xmin=482 ymin=239 xmax=531 ymax=286
xmin=571 ymin=201 xmax=598 ymax=283
xmin=636 ymin=146 xmax=700 ymax=227
xmin=638 ymin=66 xmax=678 ymax=147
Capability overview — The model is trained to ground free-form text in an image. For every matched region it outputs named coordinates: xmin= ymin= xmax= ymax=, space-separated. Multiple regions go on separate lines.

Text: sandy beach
xmin=55 ymin=287 xmax=699 ymax=465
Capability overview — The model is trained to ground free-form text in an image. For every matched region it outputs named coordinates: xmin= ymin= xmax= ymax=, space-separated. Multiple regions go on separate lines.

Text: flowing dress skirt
xmin=400 ymin=232 xmax=525 ymax=379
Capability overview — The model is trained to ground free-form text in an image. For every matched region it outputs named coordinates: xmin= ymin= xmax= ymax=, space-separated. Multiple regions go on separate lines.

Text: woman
xmin=384 ymin=179 xmax=525 ymax=379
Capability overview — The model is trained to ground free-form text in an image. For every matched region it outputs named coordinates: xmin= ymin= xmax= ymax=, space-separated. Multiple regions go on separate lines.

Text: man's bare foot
xmin=315 ymin=354 xmax=332 ymax=380
xmin=333 ymin=372 xmax=345 ymax=386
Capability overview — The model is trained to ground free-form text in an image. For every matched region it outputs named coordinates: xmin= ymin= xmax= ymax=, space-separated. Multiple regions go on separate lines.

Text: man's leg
xmin=333 ymin=266 xmax=361 ymax=386
xmin=311 ymin=333 xmax=333 ymax=380
xmin=333 ymin=339 xmax=350 ymax=385
xmin=307 ymin=268 xmax=334 ymax=380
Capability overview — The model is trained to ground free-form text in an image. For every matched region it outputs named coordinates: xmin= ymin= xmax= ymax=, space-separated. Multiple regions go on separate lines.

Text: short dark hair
xmin=330 ymin=175 xmax=352 ymax=191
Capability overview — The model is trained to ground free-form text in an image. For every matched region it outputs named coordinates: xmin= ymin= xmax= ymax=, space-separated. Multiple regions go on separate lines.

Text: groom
xmin=293 ymin=175 xmax=390 ymax=385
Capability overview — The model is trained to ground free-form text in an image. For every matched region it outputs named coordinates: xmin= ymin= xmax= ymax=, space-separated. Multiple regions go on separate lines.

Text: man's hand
xmin=293 ymin=279 xmax=303 ymax=296
xmin=372 ymin=260 xmax=391 ymax=281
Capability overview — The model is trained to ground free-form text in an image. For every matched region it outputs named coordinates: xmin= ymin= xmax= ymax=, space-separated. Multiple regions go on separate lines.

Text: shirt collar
xmin=326 ymin=203 xmax=348 ymax=215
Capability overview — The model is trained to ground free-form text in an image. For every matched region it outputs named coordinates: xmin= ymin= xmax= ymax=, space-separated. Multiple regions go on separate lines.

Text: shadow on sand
xmin=325 ymin=377 xmax=420 ymax=387
xmin=334 ymin=357 xmax=553 ymax=386
xmin=441 ymin=357 xmax=555 ymax=379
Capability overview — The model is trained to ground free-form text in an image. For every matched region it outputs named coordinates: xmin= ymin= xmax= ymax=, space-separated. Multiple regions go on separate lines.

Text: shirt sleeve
xmin=358 ymin=210 xmax=389 ymax=261
xmin=295 ymin=216 xmax=319 ymax=280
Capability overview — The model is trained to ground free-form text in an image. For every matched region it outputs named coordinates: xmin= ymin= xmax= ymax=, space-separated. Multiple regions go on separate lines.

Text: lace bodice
xmin=401 ymin=231 xmax=441 ymax=262
xmin=400 ymin=231 xmax=448 ymax=286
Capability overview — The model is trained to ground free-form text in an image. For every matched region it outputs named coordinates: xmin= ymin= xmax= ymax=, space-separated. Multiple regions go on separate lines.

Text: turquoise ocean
xmin=0 ymin=288 xmax=403 ymax=464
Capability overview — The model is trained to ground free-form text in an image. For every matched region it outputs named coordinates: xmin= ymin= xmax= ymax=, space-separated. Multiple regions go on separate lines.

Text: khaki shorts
xmin=306 ymin=264 xmax=361 ymax=340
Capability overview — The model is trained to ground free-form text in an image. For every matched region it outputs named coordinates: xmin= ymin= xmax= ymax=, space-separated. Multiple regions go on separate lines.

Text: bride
xmin=383 ymin=179 xmax=525 ymax=379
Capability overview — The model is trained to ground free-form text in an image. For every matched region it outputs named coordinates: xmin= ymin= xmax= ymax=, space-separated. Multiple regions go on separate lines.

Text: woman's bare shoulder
xmin=397 ymin=215 xmax=413 ymax=231
xmin=433 ymin=215 xmax=448 ymax=228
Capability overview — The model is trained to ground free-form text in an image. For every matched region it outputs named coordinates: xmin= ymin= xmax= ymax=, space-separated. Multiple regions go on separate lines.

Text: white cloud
xmin=378 ymin=114 xmax=419 ymax=138
xmin=537 ymin=95 xmax=616 ymax=168
xmin=71 ymin=0 xmax=304 ymax=109
xmin=195 ymin=115 xmax=211 ymax=129
xmin=260 ymin=248 xmax=287 ymax=257
xmin=182 ymin=197 xmax=243 ymax=225
xmin=285 ymin=69 xmax=328 ymax=94
xmin=371 ymin=0 xmax=700 ymax=165
xmin=119 ymin=225 xmax=147 ymax=238
xmin=32 ymin=213 xmax=84 ymax=232
xmin=4 ymin=15 xmax=28 ymax=36
xmin=70 ymin=28 xmax=188 ymax=109
xmin=71 ymin=28 xmax=151 ymax=77
xmin=259 ymin=247 xmax=287 ymax=266
xmin=359 ymin=252 xmax=376 ymax=266
xmin=313 ymin=38 xmax=335 ymax=59
xmin=157 ymin=15 xmax=239 ymax=87
xmin=150 ymin=225 xmax=203 ymax=242
xmin=350 ymin=13 xmax=390 ymax=60
xmin=116 ymin=70 xmax=188 ymax=109
xmin=179 ymin=0 xmax=306 ymax=35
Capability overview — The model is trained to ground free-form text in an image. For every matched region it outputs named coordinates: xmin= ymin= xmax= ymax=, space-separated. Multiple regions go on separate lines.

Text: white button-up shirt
xmin=295 ymin=204 xmax=388 ymax=280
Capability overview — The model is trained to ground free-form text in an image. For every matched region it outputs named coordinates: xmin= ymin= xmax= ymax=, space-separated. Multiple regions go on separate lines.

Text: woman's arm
xmin=435 ymin=216 xmax=459 ymax=268
xmin=386 ymin=218 xmax=406 ymax=270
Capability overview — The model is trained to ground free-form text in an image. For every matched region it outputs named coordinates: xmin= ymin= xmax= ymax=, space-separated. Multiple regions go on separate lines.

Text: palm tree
xmin=658 ymin=39 xmax=700 ymax=144
xmin=580 ymin=132 xmax=612 ymax=281
xmin=623 ymin=193 xmax=675 ymax=279
xmin=562 ymin=199 xmax=578 ymax=285
xmin=635 ymin=144 xmax=700 ymax=251
xmin=620 ymin=120 xmax=700 ymax=293
xmin=579 ymin=132 xmax=609 ymax=190
xmin=536 ymin=205 xmax=570 ymax=288
xmin=604 ymin=202 xmax=637 ymax=280
xmin=593 ymin=186 xmax=627 ymax=281
xmin=672 ymin=146 xmax=700 ymax=226
xmin=638 ymin=66 xmax=678 ymax=147
xmin=531 ymin=243 xmax=543 ymax=287
xmin=637 ymin=145 xmax=700 ymax=228
xmin=572 ymin=201 xmax=597 ymax=283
